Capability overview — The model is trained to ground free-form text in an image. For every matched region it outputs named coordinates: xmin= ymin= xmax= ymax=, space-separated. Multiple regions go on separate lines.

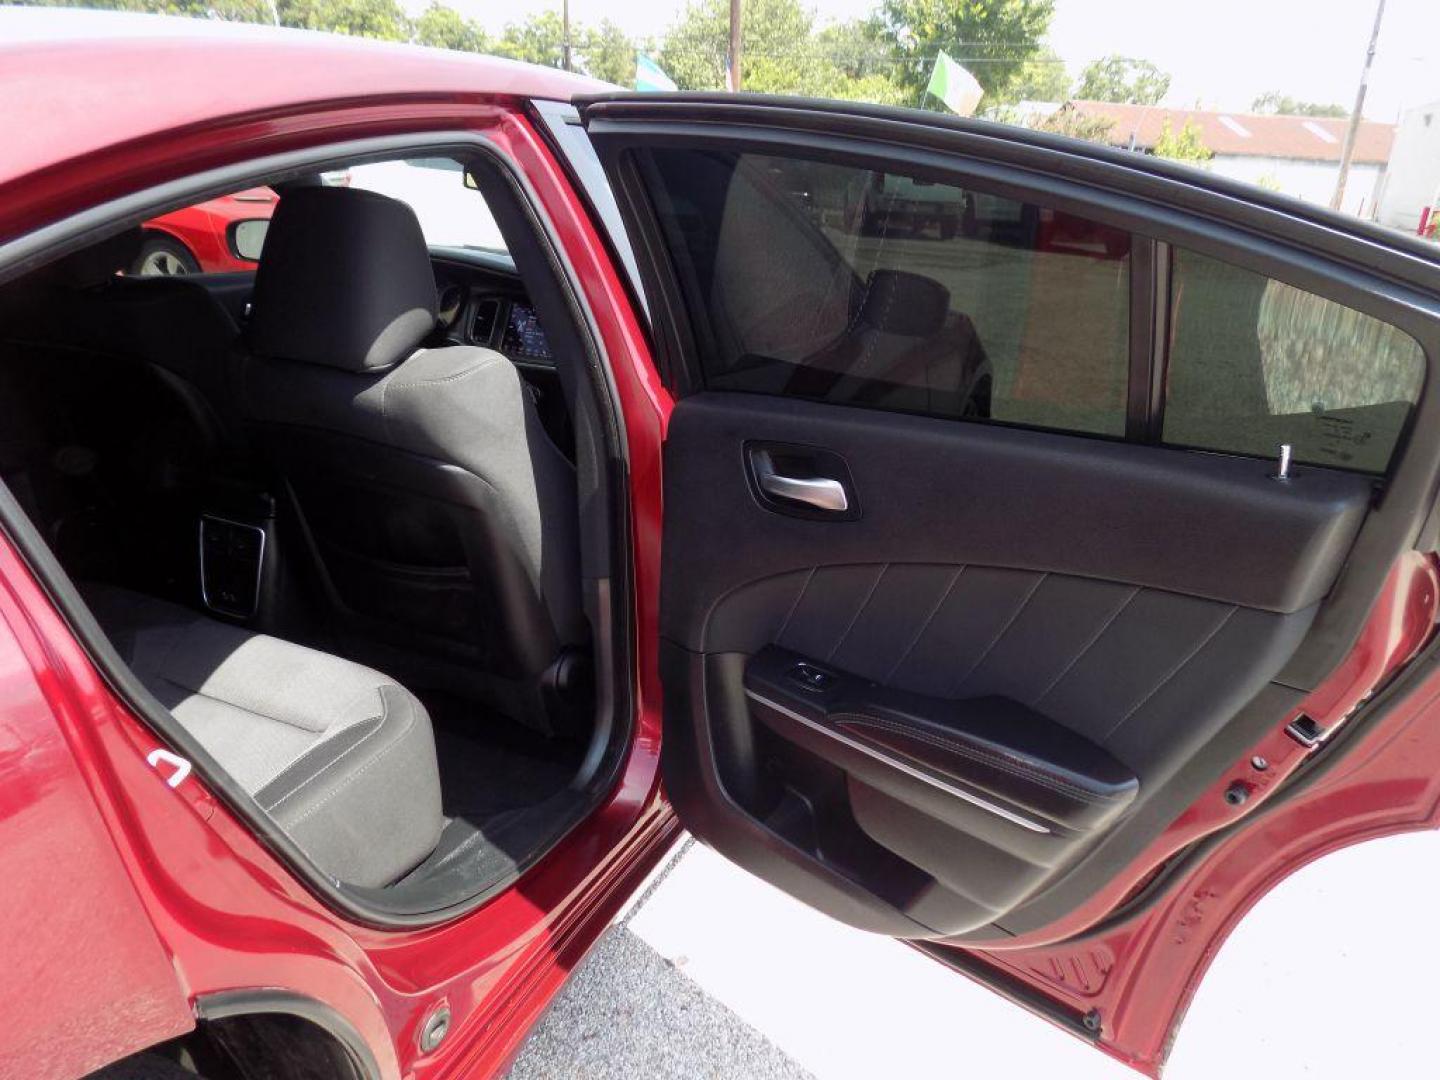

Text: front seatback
xmin=779 ymin=269 xmax=992 ymax=417
xmin=240 ymin=186 xmax=584 ymax=732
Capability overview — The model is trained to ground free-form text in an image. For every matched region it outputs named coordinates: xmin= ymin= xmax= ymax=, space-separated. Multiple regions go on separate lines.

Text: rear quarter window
xmin=1164 ymin=249 xmax=1426 ymax=474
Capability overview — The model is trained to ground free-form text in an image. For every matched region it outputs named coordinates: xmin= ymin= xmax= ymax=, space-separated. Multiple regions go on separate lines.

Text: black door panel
xmin=665 ymin=395 xmax=1368 ymax=627
xmin=581 ymin=98 xmax=1440 ymax=948
xmin=746 ymin=645 xmax=1141 ymax=836
xmin=660 ymin=392 xmax=1363 ymax=936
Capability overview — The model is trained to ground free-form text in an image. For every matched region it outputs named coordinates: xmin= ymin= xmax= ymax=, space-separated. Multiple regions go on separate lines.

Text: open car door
xmin=575 ymin=94 xmax=1440 ymax=1075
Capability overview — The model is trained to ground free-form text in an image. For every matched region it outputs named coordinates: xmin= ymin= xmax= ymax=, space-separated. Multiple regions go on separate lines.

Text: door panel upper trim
xmin=665 ymin=394 xmax=1370 ymax=620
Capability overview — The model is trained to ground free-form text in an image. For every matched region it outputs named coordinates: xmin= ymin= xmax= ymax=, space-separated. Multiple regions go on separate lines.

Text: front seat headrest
xmin=856 ymin=269 xmax=950 ymax=338
xmin=247 ymin=186 xmax=438 ymax=373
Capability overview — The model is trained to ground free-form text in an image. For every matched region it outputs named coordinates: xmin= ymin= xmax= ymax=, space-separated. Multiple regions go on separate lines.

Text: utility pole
xmin=728 ymin=0 xmax=742 ymax=91
xmin=561 ymin=0 xmax=572 ymax=72
xmin=1331 ymin=0 xmax=1386 ymax=212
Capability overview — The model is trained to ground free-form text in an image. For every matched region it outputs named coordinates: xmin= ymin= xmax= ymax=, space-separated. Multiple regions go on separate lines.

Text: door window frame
xmin=594 ymin=125 xmax=1437 ymax=469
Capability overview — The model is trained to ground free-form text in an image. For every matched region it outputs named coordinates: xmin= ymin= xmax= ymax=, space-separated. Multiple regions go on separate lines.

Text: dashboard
xmin=432 ymin=253 xmax=555 ymax=369
xmin=460 ymin=296 xmax=554 ymax=365
xmin=429 ymin=251 xmax=574 ymax=458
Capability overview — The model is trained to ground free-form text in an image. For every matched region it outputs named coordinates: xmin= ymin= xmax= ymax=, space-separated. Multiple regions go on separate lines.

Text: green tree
xmin=1075 ymin=55 xmax=1169 ymax=105
xmin=412 ymin=2 xmax=488 ymax=51
xmin=1031 ymin=102 xmax=1114 ymax=142
xmin=493 ymin=10 xmax=566 ymax=67
xmin=990 ymin=45 xmax=1070 ymax=105
xmin=870 ymin=0 xmax=1055 ymax=101
xmin=659 ymin=0 xmax=809 ymax=91
xmin=1250 ymin=92 xmax=1347 ymax=118
xmin=579 ymin=19 xmax=637 ymax=85
xmin=657 ymin=0 xmax=908 ymax=101
xmin=823 ymin=72 xmax=909 ymax=105
xmin=20 ymin=0 xmax=276 ymax=20
xmin=1153 ymin=118 xmax=1212 ymax=163
xmin=815 ymin=18 xmax=890 ymax=80
xmin=277 ymin=0 xmax=410 ymax=40
xmin=18 ymin=0 xmax=416 ymax=34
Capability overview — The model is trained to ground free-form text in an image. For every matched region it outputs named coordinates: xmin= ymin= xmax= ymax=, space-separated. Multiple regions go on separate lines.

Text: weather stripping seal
xmin=744 ymin=689 xmax=1052 ymax=834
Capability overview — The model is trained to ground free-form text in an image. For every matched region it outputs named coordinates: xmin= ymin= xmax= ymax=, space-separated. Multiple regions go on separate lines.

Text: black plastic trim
xmin=578 ymin=93 xmax=1440 ymax=287
xmin=910 ymin=940 xmax=1101 ymax=1041
xmin=745 ymin=645 xmax=1139 ymax=835
xmin=195 ymin=989 xmax=380 ymax=1080
xmin=1125 ymin=237 xmax=1156 ymax=442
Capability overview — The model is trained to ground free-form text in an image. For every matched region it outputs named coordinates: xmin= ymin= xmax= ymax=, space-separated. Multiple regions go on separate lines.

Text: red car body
xmin=4 ymin=12 xmax=1440 ymax=1080
xmin=141 ymin=187 xmax=277 ymax=273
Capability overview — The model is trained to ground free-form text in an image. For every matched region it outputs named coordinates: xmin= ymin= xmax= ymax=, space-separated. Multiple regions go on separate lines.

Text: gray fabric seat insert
xmin=86 ymin=586 xmax=444 ymax=887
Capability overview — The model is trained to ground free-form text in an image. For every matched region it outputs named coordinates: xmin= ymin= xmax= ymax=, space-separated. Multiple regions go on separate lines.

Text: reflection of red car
xmin=136 ymin=187 xmax=276 ymax=275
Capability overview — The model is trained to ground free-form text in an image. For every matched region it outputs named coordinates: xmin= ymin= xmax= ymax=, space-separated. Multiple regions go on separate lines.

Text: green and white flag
xmin=635 ymin=54 xmax=677 ymax=93
xmin=925 ymin=50 xmax=983 ymax=116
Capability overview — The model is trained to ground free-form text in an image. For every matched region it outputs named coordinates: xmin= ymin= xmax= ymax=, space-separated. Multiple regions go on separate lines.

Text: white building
xmin=1375 ymin=99 xmax=1440 ymax=235
xmin=1064 ymin=101 xmax=1394 ymax=218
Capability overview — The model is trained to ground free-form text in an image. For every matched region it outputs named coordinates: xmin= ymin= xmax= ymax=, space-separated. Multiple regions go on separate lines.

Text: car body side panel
xmin=0 ymin=555 xmax=194 ymax=1079
xmin=0 ymin=12 xmax=610 ymax=196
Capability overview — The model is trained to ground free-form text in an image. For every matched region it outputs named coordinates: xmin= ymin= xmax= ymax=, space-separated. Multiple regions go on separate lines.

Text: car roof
xmin=0 ymin=8 xmax=610 ymax=189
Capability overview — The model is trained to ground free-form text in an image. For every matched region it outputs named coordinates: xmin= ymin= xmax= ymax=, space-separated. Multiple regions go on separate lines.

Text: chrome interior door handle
xmin=754 ymin=452 xmax=850 ymax=512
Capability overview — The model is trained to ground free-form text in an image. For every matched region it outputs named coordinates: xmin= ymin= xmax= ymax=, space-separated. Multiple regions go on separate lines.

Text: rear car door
xmin=575 ymin=94 xmax=1440 ymax=1072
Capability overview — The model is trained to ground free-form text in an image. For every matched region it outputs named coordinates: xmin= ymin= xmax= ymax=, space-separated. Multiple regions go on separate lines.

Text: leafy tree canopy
xmin=23 ymin=0 xmax=276 ymax=21
xmin=988 ymin=45 xmax=1070 ymax=106
xmin=579 ymin=19 xmax=638 ymax=86
xmin=1075 ymin=54 xmax=1170 ymax=105
xmin=661 ymin=0 xmax=812 ymax=92
xmin=1031 ymin=102 xmax=1114 ymax=142
xmin=278 ymin=0 xmax=409 ymax=39
xmin=1250 ymin=92 xmax=1347 ymax=118
xmin=492 ymin=9 xmax=566 ymax=67
xmin=28 ymin=0 xmax=1081 ymax=112
xmin=1153 ymin=118 xmax=1212 ymax=163
xmin=412 ymin=2 xmax=488 ymax=52
xmin=870 ymin=0 xmax=1055 ymax=100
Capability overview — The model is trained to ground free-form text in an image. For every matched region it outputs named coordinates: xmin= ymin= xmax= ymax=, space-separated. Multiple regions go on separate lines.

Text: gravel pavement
xmin=505 ymin=926 xmax=814 ymax=1080
xmin=505 ymin=830 xmax=1440 ymax=1079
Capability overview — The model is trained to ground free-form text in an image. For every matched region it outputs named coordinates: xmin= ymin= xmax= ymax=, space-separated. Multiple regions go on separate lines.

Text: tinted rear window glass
xmin=644 ymin=149 xmax=1133 ymax=436
xmin=1164 ymin=249 xmax=1426 ymax=473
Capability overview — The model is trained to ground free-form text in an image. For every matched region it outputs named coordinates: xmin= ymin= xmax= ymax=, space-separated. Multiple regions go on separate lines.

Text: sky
xmin=432 ymin=0 xmax=1440 ymax=119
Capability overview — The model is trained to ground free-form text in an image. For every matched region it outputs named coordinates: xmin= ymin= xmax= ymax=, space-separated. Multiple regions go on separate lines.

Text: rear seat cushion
xmin=85 ymin=586 xmax=444 ymax=887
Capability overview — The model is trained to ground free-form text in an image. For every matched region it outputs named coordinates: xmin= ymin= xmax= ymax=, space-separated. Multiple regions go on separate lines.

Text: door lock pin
xmin=1272 ymin=443 xmax=1293 ymax=481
